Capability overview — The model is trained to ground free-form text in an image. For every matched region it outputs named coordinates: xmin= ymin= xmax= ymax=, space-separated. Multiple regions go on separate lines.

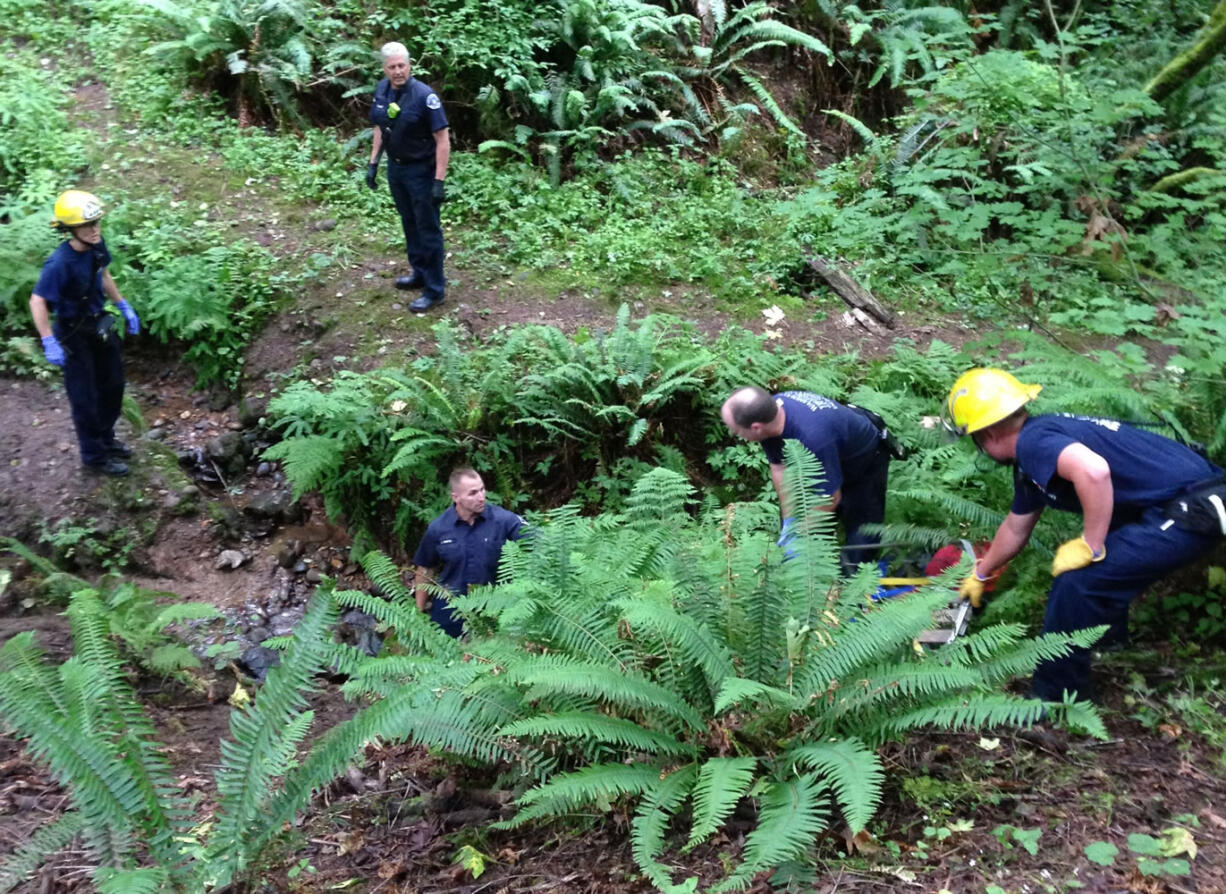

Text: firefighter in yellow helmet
xmin=945 ymin=368 xmax=1223 ymax=702
xmin=29 ymin=190 xmax=141 ymax=476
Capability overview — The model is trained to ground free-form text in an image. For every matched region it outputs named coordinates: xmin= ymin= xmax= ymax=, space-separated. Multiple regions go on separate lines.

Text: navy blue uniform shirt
xmin=34 ymin=239 xmax=111 ymax=322
xmin=1011 ymin=414 xmax=1223 ymax=517
xmin=759 ymin=391 xmax=881 ymax=496
xmin=370 ymin=77 xmax=448 ymax=163
xmin=412 ymin=503 xmax=524 ymax=596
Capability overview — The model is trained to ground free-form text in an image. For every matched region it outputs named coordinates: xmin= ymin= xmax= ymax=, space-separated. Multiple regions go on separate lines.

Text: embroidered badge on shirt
xmin=426 ymin=93 xmax=442 ymax=110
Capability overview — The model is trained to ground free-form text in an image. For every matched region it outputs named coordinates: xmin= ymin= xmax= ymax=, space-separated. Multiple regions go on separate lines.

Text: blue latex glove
xmin=777 ymin=517 xmax=797 ymax=562
xmin=41 ymin=334 xmax=65 ymax=366
xmin=365 ymin=162 xmax=378 ymax=190
xmin=115 ymin=299 xmax=140 ymax=335
xmin=432 ymin=179 xmax=446 ymax=205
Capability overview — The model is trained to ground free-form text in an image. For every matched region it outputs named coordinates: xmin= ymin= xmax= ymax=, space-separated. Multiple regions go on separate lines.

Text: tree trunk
xmin=1144 ymin=0 xmax=1226 ymax=104
xmin=1148 ymin=166 xmax=1222 ymax=193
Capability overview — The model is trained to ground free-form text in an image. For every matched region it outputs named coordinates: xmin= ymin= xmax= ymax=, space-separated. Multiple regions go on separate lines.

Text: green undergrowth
xmin=0 ymin=468 xmax=1107 ymax=893
xmin=2 ymin=0 xmax=1223 ymax=401
xmin=260 ymin=305 xmax=1223 ymax=640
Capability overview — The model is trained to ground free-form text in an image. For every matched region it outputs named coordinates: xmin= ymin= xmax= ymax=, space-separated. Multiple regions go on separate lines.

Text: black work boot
xmin=106 ymin=439 xmax=133 ymax=458
xmin=84 ymin=458 xmax=129 ymax=477
xmin=395 ymin=274 xmax=424 ymax=290
xmin=410 ymin=294 xmax=445 ymax=313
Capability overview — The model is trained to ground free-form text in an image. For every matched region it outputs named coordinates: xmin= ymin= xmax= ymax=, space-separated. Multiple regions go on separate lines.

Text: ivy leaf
xmin=1138 ymin=857 xmax=1191 ymax=877
xmin=1012 ymin=827 xmax=1041 ymax=856
xmin=453 ymin=845 xmax=487 ymax=879
xmin=1084 ymin=840 xmax=1118 ymax=866
xmin=1159 ymin=827 xmax=1196 ymax=860
xmin=1128 ymin=833 xmax=1162 ymax=856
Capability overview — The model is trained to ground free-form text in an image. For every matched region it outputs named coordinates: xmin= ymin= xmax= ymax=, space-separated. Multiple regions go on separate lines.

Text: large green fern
xmin=331 ymin=466 xmax=1103 ymax=892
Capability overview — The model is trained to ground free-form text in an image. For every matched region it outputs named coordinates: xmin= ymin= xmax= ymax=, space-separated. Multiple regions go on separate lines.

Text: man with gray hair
xmin=367 ymin=42 xmax=450 ymax=312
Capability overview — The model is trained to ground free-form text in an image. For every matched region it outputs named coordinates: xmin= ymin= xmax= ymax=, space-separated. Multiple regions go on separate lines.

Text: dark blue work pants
xmin=387 ymin=159 xmax=445 ymax=302
xmin=56 ymin=321 xmax=125 ymax=467
xmin=838 ymin=444 xmax=890 ymax=576
xmin=1031 ymin=505 xmax=1219 ymax=702
xmin=431 ymin=593 xmax=464 ymax=639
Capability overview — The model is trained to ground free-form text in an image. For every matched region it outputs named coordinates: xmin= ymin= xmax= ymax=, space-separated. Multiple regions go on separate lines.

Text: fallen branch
xmin=808 ymin=255 xmax=896 ymax=328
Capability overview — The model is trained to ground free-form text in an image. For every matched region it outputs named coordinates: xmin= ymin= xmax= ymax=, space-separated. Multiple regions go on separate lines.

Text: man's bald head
xmin=721 ymin=386 xmax=781 ymax=441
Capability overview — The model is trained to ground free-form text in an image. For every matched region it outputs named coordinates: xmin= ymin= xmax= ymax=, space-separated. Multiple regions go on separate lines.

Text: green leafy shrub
xmin=0 ymin=49 xmax=83 ymax=194
xmin=1 ymin=540 xmax=219 ymax=677
xmin=347 ymin=462 xmax=1104 ymax=891
xmin=137 ymin=0 xmax=321 ymax=127
xmin=449 ymin=149 xmax=796 ymax=295
xmin=140 ymin=240 xmax=282 ymax=389
xmin=264 ymin=309 xmax=761 ymax=542
xmin=0 ymin=583 xmax=483 ymax=892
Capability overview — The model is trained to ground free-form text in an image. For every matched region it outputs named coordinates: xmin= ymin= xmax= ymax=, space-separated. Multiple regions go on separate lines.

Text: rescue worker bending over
xmin=721 ymin=386 xmax=898 ymax=576
xmin=946 ymin=368 xmax=1224 ymax=702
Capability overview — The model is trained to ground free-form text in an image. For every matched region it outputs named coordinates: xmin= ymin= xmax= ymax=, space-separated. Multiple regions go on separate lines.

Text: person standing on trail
xmin=721 ymin=386 xmax=899 ymax=576
xmin=365 ymin=41 xmax=450 ymax=313
xmin=944 ymin=368 xmax=1224 ymax=702
xmin=412 ymin=467 xmax=524 ymax=638
xmin=29 ymin=190 xmax=140 ymax=478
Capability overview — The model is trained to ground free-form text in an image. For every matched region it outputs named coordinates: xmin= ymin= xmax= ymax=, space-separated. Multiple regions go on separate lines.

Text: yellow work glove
xmin=1051 ymin=537 xmax=1105 ymax=577
xmin=959 ymin=572 xmax=988 ymax=609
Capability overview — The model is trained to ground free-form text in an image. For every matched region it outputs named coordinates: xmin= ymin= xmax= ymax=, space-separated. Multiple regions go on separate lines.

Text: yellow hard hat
xmin=944 ymin=368 xmax=1042 ymax=436
xmin=52 ymin=190 xmax=105 ymax=229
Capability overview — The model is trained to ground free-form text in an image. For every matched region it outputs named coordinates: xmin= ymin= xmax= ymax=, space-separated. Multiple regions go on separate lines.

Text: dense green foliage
xmin=336 ymin=464 xmax=1104 ymax=891
xmin=1 ymin=0 xmax=1225 ymax=889
xmin=0 ymin=583 xmax=443 ymax=892
xmin=1 ymin=538 xmax=219 ymax=677
xmin=262 ymin=307 xmax=1218 ymax=633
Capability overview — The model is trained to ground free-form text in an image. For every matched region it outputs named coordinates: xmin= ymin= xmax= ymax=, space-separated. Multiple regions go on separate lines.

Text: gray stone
xmin=206 ymin=431 xmax=243 ymax=463
xmin=238 ymin=395 xmax=268 ymax=429
xmin=338 ymin=610 xmax=383 ymax=657
xmin=145 ymin=428 xmax=168 ymax=441
xmin=292 ymin=560 xmax=307 ymax=574
xmin=276 ymin=540 xmax=302 ymax=569
xmin=239 ymin=645 xmax=281 ymax=682
xmin=256 ymin=462 xmax=272 ymax=477
xmin=313 ymin=218 xmax=338 ymax=232
xmin=247 ymin=626 xmax=270 ymax=644
xmin=215 ymin=549 xmax=247 ymax=570
xmin=305 ymin=568 xmax=322 ymax=584
xmin=269 ymin=608 xmax=305 ymax=637
xmin=244 ymin=490 xmax=295 ymax=523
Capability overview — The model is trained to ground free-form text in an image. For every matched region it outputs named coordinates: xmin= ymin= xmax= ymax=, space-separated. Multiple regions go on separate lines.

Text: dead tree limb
xmin=808 ymin=255 xmax=896 ymax=328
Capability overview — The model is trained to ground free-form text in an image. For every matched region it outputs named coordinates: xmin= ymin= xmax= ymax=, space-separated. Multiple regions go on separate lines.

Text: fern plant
xmin=0 ymin=539 xmax=220 ymax=678
xmin=349 ymin=459 xmax=1105 ymax=892
xmin=0 ymin=581 xmax=529 ymax=891
xmin=674 ymin=1 xmax=833 ymax=138
xmin=136 ymin=0 xmax=317 ymax=127
xmin=0 ymin=589 xmax=189 ymax=893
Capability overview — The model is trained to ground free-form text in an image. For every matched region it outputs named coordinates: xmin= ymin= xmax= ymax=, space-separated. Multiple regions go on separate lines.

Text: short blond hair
xmin=449 ymin=466 xmax=480 ymax=491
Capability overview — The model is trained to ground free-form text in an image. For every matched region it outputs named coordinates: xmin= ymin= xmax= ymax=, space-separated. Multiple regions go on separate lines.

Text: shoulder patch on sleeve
xmin=425 ymin=93 xmax=442 ymax=110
